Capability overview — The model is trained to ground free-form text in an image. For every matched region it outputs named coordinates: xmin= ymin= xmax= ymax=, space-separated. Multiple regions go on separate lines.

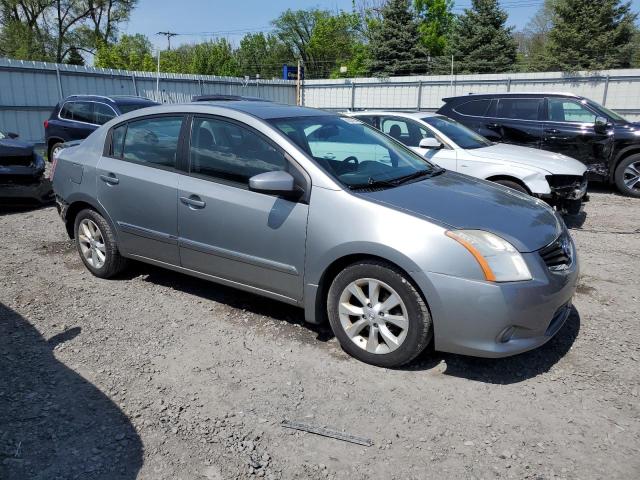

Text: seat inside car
xmin=389 ymin=124 xmax=402 ymax=141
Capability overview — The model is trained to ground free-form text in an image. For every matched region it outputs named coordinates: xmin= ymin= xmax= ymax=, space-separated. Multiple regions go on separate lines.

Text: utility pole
xmin=157 ymin=31 xmax=178 ymax=50
xmin=296 ymin=60 xmax=301 ymax=106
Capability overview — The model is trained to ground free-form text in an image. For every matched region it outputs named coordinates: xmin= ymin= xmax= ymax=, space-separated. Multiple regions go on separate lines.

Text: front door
xmin=542 ymin=97 xmax=612 ymax=170
xmin=177 ymin=116 xmax=308 ymax=302
xmin=96 ymin=115 xmax=184 ymax=265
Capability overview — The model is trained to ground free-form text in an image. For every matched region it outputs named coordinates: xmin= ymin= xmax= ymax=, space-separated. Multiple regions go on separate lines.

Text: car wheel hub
xmin=338 ymin=278 xmax=409 ymax=354
xmin=623 ymin=161 xmax=640 ymax=191
xmin=78 ymin=218 xmax=106 ymax=269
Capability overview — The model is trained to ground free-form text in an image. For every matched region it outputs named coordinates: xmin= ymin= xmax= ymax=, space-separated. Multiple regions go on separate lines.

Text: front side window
xmin=117 ymin=116 xmax=182 ymax=168
xmin=93 ymin=103 xmax=116 ymax=125
xmin=270 ymin=116 xmax=439 ymax=189
xmin=381 ymin=117 xmax=434 ymax=148
xmin=189 ymin=117 xmax=287 ymax=184
xmin=496 ymin=98 xmax=542 ymax=121
xmin=421 ymin=116 xmax=492 ymax=150
xmin=547 ymin=98 xmax=597 ymax=123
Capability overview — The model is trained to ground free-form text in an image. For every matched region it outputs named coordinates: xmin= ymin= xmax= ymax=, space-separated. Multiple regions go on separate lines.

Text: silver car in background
xmin=52 ymin=102 xmax=579 ymax=367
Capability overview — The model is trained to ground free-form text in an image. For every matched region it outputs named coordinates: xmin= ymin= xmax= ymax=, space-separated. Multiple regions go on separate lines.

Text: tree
xmin=369 ymin=0 xmax=429 ymax=76
xmin=447 ymin=0 xmax=518 ymax=74
xmin=66 ymin=46 xmax=85 ymax=65
xmin=94 ymin=33 xmax=155 ymax=71
xmin=514 ymin=0 xmax=556 ymax=71
xmin=539 ymin=0 xmax=637 ymax=71
xmin=272 ymin=8 xmax=366 ymax=79
xmin=414 ymin=0 xmax=454 ymax=57
xmin=236 ymin=32 xmax=290 ymax=79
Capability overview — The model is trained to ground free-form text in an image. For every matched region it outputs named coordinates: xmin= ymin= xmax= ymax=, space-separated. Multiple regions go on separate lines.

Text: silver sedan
xmin=52 ymin=102 xmax=578 ymax=367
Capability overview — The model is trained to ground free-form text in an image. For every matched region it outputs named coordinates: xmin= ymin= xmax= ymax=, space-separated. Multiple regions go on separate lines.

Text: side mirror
xmin=594 ymin=116 xmax=609 ymax=132
xmin=419 ymin=137 xmax=443 ymax=149
xmin=249 ymin=171 xmax=297 ymax=195
xmin=7 ymin=132 xmax=19 ymax=139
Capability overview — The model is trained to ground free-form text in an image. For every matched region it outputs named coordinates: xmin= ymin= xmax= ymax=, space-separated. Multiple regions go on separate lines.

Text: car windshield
xmin=421 ymin=115 xmax=493 ymax=149
xmin=586 ymin=100 xmax=628 ymax=123
xmin=269 ymin=115 xmax=441 ymax=189
xmin=117 ymin=103 xmax=156 ymax=114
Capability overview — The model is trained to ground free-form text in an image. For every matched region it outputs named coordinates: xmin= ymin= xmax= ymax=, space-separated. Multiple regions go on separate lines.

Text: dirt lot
xmin=1 ymin=189 xmax=639 ymax=480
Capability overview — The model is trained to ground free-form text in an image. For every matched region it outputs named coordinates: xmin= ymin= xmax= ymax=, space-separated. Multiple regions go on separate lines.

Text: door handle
xmin=180 ymin=195 xmax=206 ymax=209
xmin=545 ymin=128 xmax=560 ymax=134
xmin=99 ymin=173 xmax=119 ymax=185
xmin=487 ymin=123 xmax=501 ymax=129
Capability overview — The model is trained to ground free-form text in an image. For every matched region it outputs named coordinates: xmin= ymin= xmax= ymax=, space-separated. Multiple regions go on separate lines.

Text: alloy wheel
xmin=78 ymin=218 xmax=107 ymax=269
xmin=338 ymin=278 xmax=409 ymax=354
xmin=623 ymin=160 xmax=640 ymax=192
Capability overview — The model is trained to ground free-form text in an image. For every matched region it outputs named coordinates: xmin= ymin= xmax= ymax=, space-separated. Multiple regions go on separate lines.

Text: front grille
xmin=0 ymin=155 xmax=33 ymax=167
xmin=545 ymin=174 xmax=585 ymax=189
xmin=539 ymin=233 xmax=572 ymax=271
xmin=0 ymin=174 xmax=40 ymax=185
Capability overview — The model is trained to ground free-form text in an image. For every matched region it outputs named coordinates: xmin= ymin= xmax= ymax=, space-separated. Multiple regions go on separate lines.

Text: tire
xmin=327 ymin=260 xmax=432 ymax=368
xmin=614 ymin=154 xmax=640 ymax=198
xmin=74 ymin=209 xmax=127 ymax=279
xmin=493 ymin=179 xmax=528 ymax=194
xmin=49 ymin=142 xmax=64 ymax=162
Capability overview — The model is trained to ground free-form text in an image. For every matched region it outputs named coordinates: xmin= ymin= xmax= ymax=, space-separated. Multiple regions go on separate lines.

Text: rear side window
xmin=496 ymin=98 xmax=542 ymax=121
xmin=453 ymin=99 xmax=491 ymax=116
xmin=114 ymin=116 xmax=183 ymax=168
xmin=93 ymin=102 xmax=116 ymax=125
xmin=60 ymin=102 xmax=94 ymax=123
xmin=189 ymin=117 xmax=287 ymax=184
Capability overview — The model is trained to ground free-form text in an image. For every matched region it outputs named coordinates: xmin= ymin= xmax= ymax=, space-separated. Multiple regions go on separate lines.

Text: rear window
xmin=496 ymin=98 xmax=542 ymax=121
xmin=453 ymin=99 xmax=491 ymax=116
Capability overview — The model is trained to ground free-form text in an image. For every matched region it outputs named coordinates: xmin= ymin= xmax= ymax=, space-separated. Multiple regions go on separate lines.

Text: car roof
xmin=62 ymin=94 xmax=157 ymax=105
xmin=349 ymin=110 xmax=439 ymax=119
xmin=443 ymin=92 xmax=582 ymax=102
xmin=186 ymin=101 xmax=330 ymax=120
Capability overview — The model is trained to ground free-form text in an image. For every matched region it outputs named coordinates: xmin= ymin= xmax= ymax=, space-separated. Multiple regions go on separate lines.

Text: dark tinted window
xmin=117 ymin=103 xmax=157 ymax=114
xmin=110 ymin=124 xmax=126 ymax=158
xmin=453 ymin=99 xmax=491 ymax=116
xmin=190 ymin=117 xmax=287 ymax=184
xmin=496 ymin=98 xmax=542 ymax=120
xmin=60 ymin=101 xmax=94 ymax=123
xmin=94 ymin=102 xmax=116 ymax=125
xmin=121 ymin=116 xmax=182 ymax=168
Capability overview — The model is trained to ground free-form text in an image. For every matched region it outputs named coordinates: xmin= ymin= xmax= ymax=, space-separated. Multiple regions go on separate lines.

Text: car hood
xmin=0 ymin=138 xmax=34 ymax=157
xmin=358 ymin=171 xmax=561 ymax=253
xmin=464 ymin=143 xmax=586 ymax=175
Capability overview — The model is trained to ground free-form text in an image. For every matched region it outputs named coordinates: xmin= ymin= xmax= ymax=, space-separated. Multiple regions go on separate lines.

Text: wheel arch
xmin=47 ymin=137 xmax=65 ymax=159
xmin=64 ymin=195 xmax=117 ymax=241
xmin=485 ymin=175 xmax=533 ymax=194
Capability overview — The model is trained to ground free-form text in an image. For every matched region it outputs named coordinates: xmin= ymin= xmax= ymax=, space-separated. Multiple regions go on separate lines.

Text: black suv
xmin=44 ymin=95 xmax=158 ymax=161
xmin=437 ymin=93 xmax=640 ymax=197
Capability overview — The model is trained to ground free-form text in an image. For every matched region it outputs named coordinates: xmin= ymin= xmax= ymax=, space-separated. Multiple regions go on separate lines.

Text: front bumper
xmin=412 ymin=236 xmax=579 ymax=358
xmin=0 ymin=177 xmax=53 ymax=204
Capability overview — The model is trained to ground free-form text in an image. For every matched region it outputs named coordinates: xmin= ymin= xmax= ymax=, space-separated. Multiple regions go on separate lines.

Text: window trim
xmin=103 ymin=113 xmax=187 ymax=173
xmin=59 ymin=100 xmax=118 ymax=127
xmin=451 ymin=99 xmax=493 ymax=118
xmin=185 ymin=114 xmax=311 ymax=202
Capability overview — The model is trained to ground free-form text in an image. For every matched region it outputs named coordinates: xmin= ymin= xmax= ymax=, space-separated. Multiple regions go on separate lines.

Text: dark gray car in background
xmin=52 ymin=101 xmax=578 ymax=367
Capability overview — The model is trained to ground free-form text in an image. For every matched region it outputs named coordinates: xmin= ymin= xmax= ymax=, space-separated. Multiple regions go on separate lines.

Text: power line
xmin=157 ymin=31 xmax=179 ymax=50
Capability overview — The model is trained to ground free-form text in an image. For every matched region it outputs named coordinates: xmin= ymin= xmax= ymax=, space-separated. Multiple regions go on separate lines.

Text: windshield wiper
xmin=392 ymin=167 xmax=445 ymax=185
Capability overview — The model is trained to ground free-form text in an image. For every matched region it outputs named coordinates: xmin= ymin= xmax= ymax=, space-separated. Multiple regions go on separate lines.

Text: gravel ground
xmin=1 ymin=189 xmax=639 ymax=480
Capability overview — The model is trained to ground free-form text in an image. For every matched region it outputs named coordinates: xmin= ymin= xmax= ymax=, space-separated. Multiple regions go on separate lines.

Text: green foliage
xmin=94 ymin=34 xmax=155 ymax=71
xmin=536 ymin=0 xmax=638 ymax=71
xmin=369 ymin=0 xmax=429 ymax=76
xmin=66 ymin=46 xmax=85 ymax=66
xmin=236 ymin=33 xmax=290 ymax=79
xmin=447 ymin=0 xmax=518 ymax=74
xmin=414 ymin=0 xmax=453 ymax=57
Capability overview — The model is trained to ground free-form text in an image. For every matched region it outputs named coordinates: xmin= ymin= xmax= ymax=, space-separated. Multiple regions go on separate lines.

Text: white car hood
xmin=464 ymin=143 xmax=587 ymax=176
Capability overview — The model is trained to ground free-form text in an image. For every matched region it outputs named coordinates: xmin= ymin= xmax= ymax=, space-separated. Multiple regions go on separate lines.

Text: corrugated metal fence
xmin=302 ymin=69 xmax=640 ymax=121
xmin=0 ymin=58 xmax=296 ymax=142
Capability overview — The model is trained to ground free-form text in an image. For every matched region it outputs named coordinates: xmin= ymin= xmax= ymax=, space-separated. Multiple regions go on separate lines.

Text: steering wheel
xmin=343 ymin=156 xmax=359 ymax=172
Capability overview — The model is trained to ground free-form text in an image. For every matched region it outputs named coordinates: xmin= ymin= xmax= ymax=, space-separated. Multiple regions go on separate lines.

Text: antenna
xmin=157 ymin=31 xmax=179 ymax=50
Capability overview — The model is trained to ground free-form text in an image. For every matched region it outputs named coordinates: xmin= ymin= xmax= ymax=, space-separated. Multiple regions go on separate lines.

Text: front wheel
xmin=493 ymin=179 xmax=528 ymax=194
xmin=327 ymin=261 xmax=432 ymax=368
xmin=74 ymin=209 xmax=127 ymax=278
xmin=614 ymin=155 xmax=640 ymax=197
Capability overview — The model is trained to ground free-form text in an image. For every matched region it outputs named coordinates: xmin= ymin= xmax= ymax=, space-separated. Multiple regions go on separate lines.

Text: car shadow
xmin=124 ymin=262 xmax=334 ymax=342
xmin=0 ymin=203 xmax=51 ymax=216
xmin=562 ymin=211 xmax=587 ymax=229
xmin=405 ymin=306 xmax=581 ymax=384
xmin=0 ymin=303 xmax=143 ymax=480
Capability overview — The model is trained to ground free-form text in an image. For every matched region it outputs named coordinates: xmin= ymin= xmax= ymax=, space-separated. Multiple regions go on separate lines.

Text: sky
xmin=123 ymin=0 xmax=640 ymax=51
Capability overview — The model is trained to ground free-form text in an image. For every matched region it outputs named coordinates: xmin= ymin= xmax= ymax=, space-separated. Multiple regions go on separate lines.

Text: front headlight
xmin=446 ymin=230 xmax=532 ymax=282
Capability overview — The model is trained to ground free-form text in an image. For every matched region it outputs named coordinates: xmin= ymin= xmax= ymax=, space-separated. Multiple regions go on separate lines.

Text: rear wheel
xmin=327 ymin=260 xmax=432 ymax=368
xmin=614 ymin=155 xmax=640 ymax=198
xmin=493 ymin=179 xmax=528 ymax=194
xmin=49 ymin=142 xmax=64 ymax=162
xmin=74 ymin=209 xmax=127 ymax=278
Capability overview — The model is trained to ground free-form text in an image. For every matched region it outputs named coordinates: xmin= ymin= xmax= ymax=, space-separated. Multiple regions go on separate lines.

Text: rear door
xmin=96 ymin=115 xmax=185 ymax=265
xmin=177 ymin=116 xmax=309 ymax=301
xmin=379 ymin=116 xmax=457 ymax=170
xmin=57 ymin=101 xmax=99 ymax=140
xmin=542 ymin=97 xmax=610 ymax=168
xmin=486 ymin=97 xmax=544 ymax=148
